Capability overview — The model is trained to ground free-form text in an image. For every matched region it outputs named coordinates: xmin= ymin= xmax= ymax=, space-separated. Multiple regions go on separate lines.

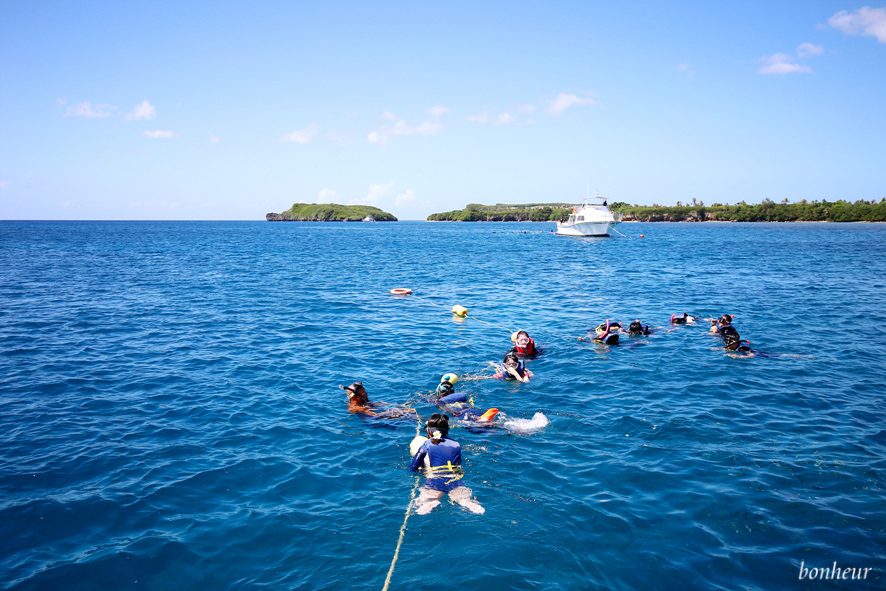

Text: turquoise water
xmin=1 ymin=221 xmax=884 ymax=590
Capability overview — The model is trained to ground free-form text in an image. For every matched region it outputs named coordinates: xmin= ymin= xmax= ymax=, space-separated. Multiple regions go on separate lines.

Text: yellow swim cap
xmin=441 ymin=373 xmax=458 ymax=385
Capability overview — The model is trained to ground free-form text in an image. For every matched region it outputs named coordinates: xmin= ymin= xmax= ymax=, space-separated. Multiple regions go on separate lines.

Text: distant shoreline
xmin=426 ymin=200 xmax=886 ymax=223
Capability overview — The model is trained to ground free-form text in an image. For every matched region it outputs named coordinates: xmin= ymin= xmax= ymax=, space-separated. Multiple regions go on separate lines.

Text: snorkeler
xmin=710 ymin=314 xmax=735 ymax=334
xmin=340 ymin=382 xmax=415 ymax=418
xmin=626 ymin=319 xmax=652 ymax=336
xmin=723 ymin=332 xmax=753 ymax=354
xmin=434 ymin=375 xmax=498 ymax=422
xmin=495 ymin=352 xmax=532 ymax=382
xmin=409 ymin=413 xmax=485 ymax=515
xmin=509 ymin=330 xmax=541 ymax=359
xmin=578 ymin=320 xmax=619 ymax=345
xmin=670 ymin=313 xmax=698 ymax=325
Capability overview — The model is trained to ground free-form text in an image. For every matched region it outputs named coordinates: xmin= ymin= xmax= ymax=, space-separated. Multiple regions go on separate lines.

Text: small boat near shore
xmin=556 ymin=193 xmax=622 ymax=236
xmin=362 ymin=215 xmax=375 ymax=222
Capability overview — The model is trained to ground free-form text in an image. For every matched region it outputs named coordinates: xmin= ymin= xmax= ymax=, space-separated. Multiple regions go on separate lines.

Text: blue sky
xmin=1 ymin=1 xmax=884 ymax=220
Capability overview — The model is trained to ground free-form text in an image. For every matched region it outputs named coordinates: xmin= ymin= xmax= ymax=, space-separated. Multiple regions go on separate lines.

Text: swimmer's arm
xmin=509 ymin=366 xmax=529 ymax=383
xmin=408 ymin=448 xmax=427 ymax=472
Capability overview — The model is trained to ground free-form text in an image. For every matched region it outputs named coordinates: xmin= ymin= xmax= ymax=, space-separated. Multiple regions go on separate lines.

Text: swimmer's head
xmin=426 ymin=413 xmax=450 ymax=440
xmin=441 ymin=373 xmax=458 ymax=385
xmin=723 ymin=333 xmax=741 ymax=350
xmin=503 ymin=353 xmax=519 ymax=369
xmin=342 ymin=382 xmax=368 ymax=403
xmin=514 ymin=330 xmax=531 ymax=348
xmin=718 ymin=314 xmax=733 ymax=325
xmin=628 ymin=320 xmax=643 ymax=334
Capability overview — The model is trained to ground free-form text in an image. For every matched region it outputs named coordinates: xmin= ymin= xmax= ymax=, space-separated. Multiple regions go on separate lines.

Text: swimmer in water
xmin=340 ymin=382 xmax=415 ymax=418
xmin=409 ymin=413 xmax=485 ymax=515
xmin=434 ymin=375 xmax=498 ymax=422
xmin=670 ymin=313 xmax=698 ymax=325
xmin=710 ymin=314 xmax=735 ymax=334
xmin=578 ymin=319 xmax=619 ymax=345
xmin=509 ymin=330 xmax=541 ymax=359
xmin=626 ymin=319 xmax=652 ymax=336
xmin=723 ymin=332 xmax=754 ymax=356
xmin=496 ymin=352 xmax=532 ymax=382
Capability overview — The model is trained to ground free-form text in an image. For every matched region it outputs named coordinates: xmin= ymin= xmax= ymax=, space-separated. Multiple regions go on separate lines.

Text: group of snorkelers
xmin=572 ymin=312 xmax=756 ymax=356
xmin=341 ymin=379 xmax=488 ymax=515
xmin=339 ymin=328 xmax=548 ymax=516
xmin=341 ymin=311 xmax=756 ymax=516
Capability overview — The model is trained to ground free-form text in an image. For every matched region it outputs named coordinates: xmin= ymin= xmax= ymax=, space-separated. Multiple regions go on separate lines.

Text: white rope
xmin=608 ymin=224 xmax=628 ymax=238
xmin=381 ymin=419 xmax=423 ymax=591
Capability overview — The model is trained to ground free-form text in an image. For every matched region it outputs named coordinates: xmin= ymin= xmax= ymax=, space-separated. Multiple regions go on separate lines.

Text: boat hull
xmin=556 ymin=221 xmax=612 ymax=236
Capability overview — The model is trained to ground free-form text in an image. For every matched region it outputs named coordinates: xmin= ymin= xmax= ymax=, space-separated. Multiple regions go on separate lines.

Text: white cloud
xmin=142 ymin=130 xmax=175 ymax=138
xmin=496 ymin=113 xmax=515 ymax=125
xmin=64 ymin=101 xmax=117 ymax=118
xmin=515 ymin=104 xmax=536 ymax=114
xmin=349 ymin=181 xmax=395 ymax=205
xmin=828 ymin=6 xmax=886 ymax=42
xmin=317 ymin=188 xmax=337 ymax=203
xmin=280 ymin=123 xmax=319 ymax=144
xmin=395 ymin=189 xmax=415 ymax=205
xmin=367 ymin=107 xmax=449 ymax=145
xmin=427 ymin=104 xmax=451 ymax=119
xmin=126 ymin=100 xmax=156 ymax=120
xmin=208 ymin=132 xmax=221 ymax=143
xmin=796 ymin=42 xmax=824 ymax=57
xmin=759 ymin=52 xmax=812 ymax=75
xmin=466 ymin=111 xmax=489 ymax=124
xmin=547 ymin=92 xmax=598 ymax=116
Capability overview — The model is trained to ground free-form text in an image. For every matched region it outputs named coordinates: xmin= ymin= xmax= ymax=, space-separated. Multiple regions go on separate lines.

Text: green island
xmin=266 ymin=203 xmax=397 ymax=222
xmin=427 ymin=199 xmax=886 ymax=222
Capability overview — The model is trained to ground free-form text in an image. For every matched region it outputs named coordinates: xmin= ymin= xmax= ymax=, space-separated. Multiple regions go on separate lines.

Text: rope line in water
xmin=381 ymin=416 xmax=423 ymax=591
xmin=608 ymin=224 xmax=628 ymax=238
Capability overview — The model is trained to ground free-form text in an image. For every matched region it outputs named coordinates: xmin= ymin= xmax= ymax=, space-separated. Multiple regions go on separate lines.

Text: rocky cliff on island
xmin=266 ymin=203 xmax=397 ymax=222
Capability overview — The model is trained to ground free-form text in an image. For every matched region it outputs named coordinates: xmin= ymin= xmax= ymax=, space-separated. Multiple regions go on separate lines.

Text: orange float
xmin=389 ymin=288 xmax=412 ymax=295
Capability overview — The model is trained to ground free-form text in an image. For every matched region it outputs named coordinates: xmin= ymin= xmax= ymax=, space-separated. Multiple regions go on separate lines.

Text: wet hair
xmin=628 ymin=320 xmax=643 ymax=333
xmin=515 ymin=330 xmax=529 ymax=340
xmin=426 ymin=413 xmax=450 ymax=437
xmin=503 ymin=352 xmax=519 ymax=365
xmin=718 ymin=314 xmax=733 ymax=325
xmin=723 ymin=333 xmax=741 ymax=350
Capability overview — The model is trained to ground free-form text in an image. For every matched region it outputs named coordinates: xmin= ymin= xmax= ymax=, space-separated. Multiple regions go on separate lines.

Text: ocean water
xmin=1 ymin=220 xmax=884 ymax=591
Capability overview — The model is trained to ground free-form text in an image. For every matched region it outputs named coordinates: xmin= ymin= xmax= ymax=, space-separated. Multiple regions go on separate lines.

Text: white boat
xmin=362 ymin=215 xmax=375 ymax=222
xmin=556 ymin=193 xmax=622 ymax=236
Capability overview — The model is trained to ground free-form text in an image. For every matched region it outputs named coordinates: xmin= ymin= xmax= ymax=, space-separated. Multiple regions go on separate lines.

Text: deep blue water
xmin=1 ymin=220 xmax=884 ymax=591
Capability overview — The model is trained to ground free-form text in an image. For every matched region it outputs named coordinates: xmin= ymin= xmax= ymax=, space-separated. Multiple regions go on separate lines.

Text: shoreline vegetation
xmin=266 ymin=203 xmax=397 ymax=222
xmin=426 ymin=199 xmax=886 ymax=223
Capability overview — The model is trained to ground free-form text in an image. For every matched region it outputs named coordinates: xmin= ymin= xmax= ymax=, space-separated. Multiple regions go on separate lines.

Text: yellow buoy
xmin=452 ymin=305 xmax=468 ymax=317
